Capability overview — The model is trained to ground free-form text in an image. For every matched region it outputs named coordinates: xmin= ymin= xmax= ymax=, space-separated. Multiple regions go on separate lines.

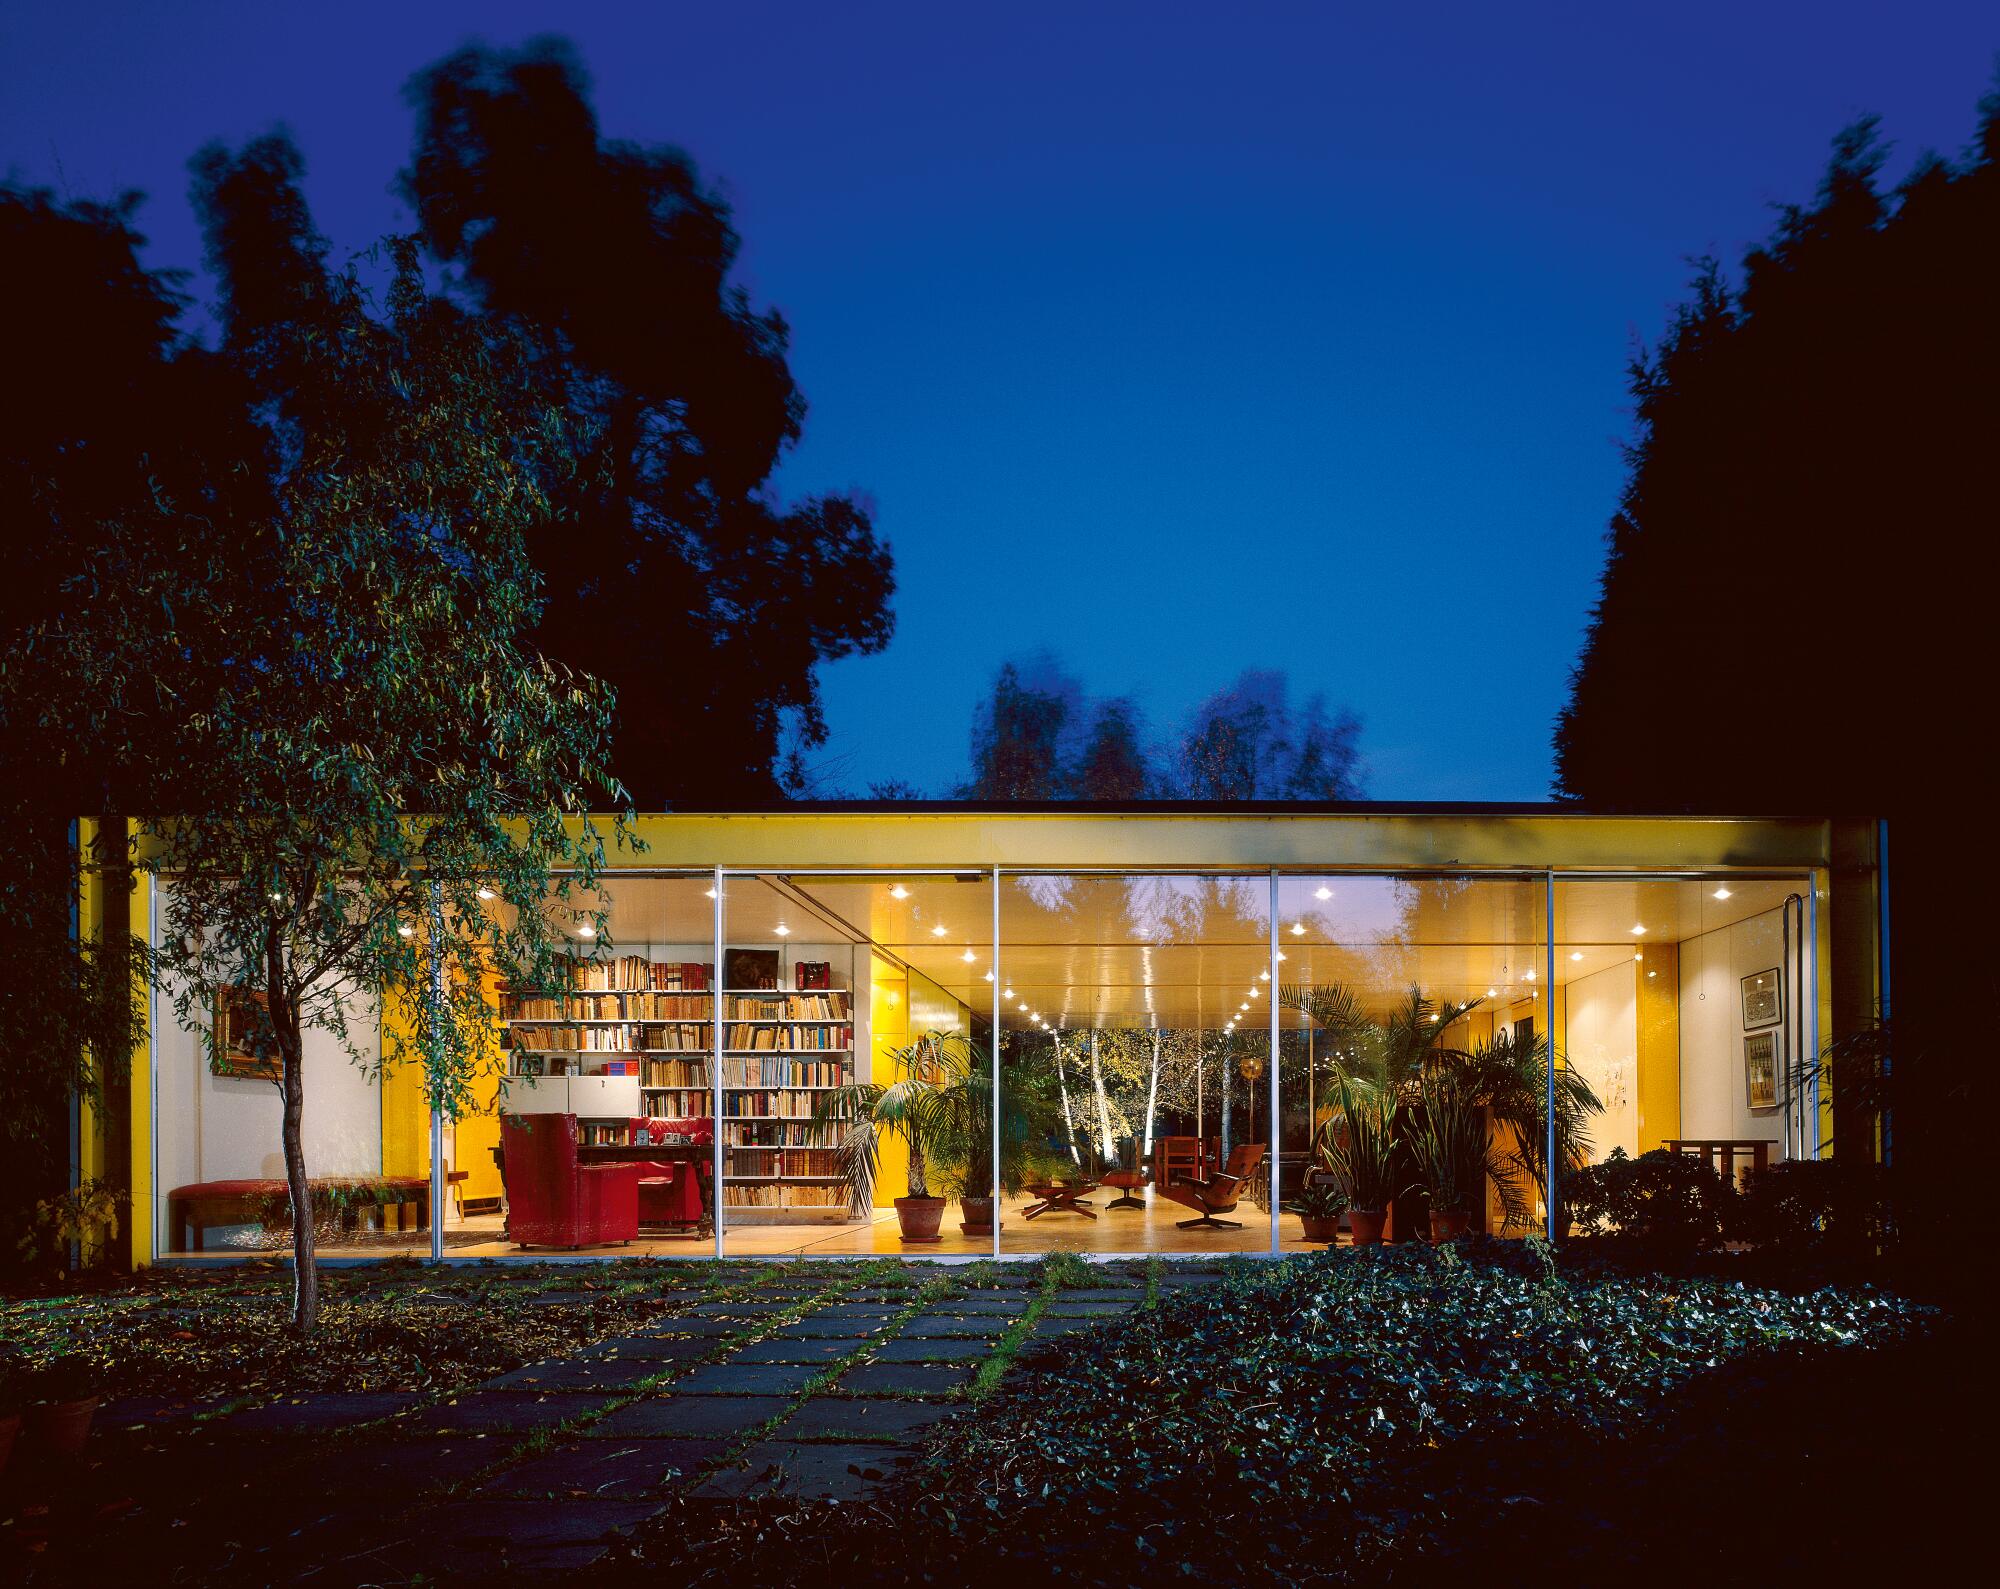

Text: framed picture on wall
xmin=212 ymin=984 xmax=281 ymax=1080
xmin=1741 ymin=967 xmax=1783 ymax=1028
xmin=1744 ymin=1030 xmax=1778 ymax=1110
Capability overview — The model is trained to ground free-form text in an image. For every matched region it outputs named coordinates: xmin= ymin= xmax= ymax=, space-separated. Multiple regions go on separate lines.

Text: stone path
xmin=49 ymin=1263 xmax=1227 ymax=1584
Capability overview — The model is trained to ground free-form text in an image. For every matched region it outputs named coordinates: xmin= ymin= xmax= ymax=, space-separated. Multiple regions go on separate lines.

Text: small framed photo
xmin=1741 ymin=968 xmax=1783 ymax=1028
xmin=1744 ymin=1031 xmax=1778 ymax=1110
xmin=212 ymin=985 xmax=281 ymax=1080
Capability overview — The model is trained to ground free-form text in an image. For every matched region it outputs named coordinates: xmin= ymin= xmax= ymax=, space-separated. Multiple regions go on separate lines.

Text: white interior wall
xmin=1678 ymin=905 xmax=1790 ymax=1158
xmin=1565 ymin=961 xmax=1637 ymax=1160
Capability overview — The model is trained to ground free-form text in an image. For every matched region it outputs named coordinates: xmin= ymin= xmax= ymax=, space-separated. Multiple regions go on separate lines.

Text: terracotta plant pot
xmin=1347 ymin=1209 xmax=1387 ymax=1246
xmin=1430 ymin=1209 xmax=1474 ymax=1243
xmin=895 ymin=1195 xmax=946 ymax=1244
xmin=1299 ymin=1215 xmax=1341 ymax=1244
xmin=0 ymin=1411 xmax=19 ymax=1476
xmin=958 ymin=1195 xmax=999 ymax=1236
xmin=27 ymin=1395 xmax=98 ymax=1459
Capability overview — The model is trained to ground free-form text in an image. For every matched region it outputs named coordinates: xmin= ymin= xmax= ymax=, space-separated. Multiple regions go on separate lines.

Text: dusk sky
xmin=5 ymin=3 xmax=1993 ymax=799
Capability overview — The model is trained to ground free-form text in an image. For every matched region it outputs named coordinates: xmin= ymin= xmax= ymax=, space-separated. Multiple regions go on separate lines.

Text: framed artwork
xmin=212 ymin=985 xmax=281 ymax=1080
xmin=1741 ymin=967 xmax=1783 ymax=1028
xmin=1743 ymin=1031 xmax=1778 ymax=1110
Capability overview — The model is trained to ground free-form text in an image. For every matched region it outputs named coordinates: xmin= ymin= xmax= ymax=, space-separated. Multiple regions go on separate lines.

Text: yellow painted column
xmin=379 ymin=986 xmax=431 ymax=1181
xmin=1635 ymin=943 xmax=1680 ymax=1152
xmin=870 ymin=957 xmax=909 ymax=1208
xmin=126 ymin=842 xmax=154 ymax=1267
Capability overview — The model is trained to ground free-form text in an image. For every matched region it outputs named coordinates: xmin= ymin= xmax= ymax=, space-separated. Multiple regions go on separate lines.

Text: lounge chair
xmin=1161 ymin=1143 xmax=1265 ymax=1230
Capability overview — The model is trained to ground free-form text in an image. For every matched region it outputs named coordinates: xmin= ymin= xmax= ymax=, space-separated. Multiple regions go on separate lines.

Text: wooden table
xmin=1023 ymin=1180 xmax=1099 ymax=1219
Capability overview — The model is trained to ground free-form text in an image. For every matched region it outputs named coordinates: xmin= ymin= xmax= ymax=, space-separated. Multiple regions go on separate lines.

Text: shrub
xmin=1565 ymin=1148 xmax=1733 ymax=1255
xmin=1729 ymin=1158 xmax=1892 ymax=1259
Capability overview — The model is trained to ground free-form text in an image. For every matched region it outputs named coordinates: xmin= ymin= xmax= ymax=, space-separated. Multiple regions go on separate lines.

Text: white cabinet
xmin=497 ymin=1074 xmax=641 ymax=1119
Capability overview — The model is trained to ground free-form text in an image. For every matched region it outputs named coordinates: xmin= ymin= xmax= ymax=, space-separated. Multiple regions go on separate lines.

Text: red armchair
xmin=500 ymin=1112 xmax=643 ymax=1249
xmin=628 ymin=1116 xmax=714 ymax=1232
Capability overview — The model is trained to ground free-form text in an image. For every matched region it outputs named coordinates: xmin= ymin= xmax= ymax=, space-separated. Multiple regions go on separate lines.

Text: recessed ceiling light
xmin=774 ymin=924 xmax=790 ymax=937
xmin=1259 ymin=970 xmax=1270 ymax=981
xmin=397 ymin=923 xmax=414 ymax=938
xmin=1314 ymin=886 xmax=1332 ymax=901
xmin=1634 ymin=951 xmax=1644 ymax=961
xmin=1275 ymin=951 xmax=1287 ymax=963
xmin=1248 ymin=987 xmax=1260 ymax=997
xmin=269 ymin=891 xmax=282 ymax=902
xmin=1648 ymin=970 xmax=1657 ymax=978
xmin=931 ymin=924 xmax=948 ymax=937
xmin=1630 ymin=924 xmax=1647 ymax=935
xmin=704 ymin=887 xmax=716 ymax=899
xmin=1239 ymin=1003 xmax=1249 ymax=1012
xmin=983 ymin=970 xmax=994 ymax=982
xmin=1523 ymin=969 xmax=1536 ymax=982
xmin=576 ymin=922 xmax=595 ymax=938
xmin=477 ymin=887 xmax=495 ymax=902
xmin=1018 ymin=1001 xmax=1028 ymax=1010
xmin=1289 ymin=922 xmax=1306 ymax=936
xmin=960 ymin=949 xmax=976 ymax=963
xmin=1570 ymin=951 xmax=1584 ymax=961
xmin=1003 ymin=987 xmax=1014 ymax=999
xmin=1713 ymin=886 xmax=1732 ymax=901
xmin=1485 ymin=988 xmax=1497 ymax=998
xmin=889 ymin=884 xmax=909 ymax=900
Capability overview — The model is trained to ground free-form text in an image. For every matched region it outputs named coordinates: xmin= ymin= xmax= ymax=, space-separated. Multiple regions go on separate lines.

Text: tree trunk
xmin=267 ymin=937 xmax=316 ymax=1332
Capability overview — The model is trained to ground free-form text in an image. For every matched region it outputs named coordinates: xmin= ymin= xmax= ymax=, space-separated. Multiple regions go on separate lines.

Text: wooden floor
xmin=161 ymin=1189 xmax=1350 ymax=1260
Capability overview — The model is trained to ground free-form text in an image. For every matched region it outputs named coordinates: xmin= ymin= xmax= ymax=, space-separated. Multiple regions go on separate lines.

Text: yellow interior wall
xmin=126 ymin=847 xmax=153 ymax=1266
xmin=454 ymin=968 xmax=505 ymax=1203
xmin=869 ymin=956 xmax=909 ymax=1207
xmin=378 ymin=987 xmax=430 ymax=1181
xmin=1635 ymin=942 xmax=1680 ymax=1151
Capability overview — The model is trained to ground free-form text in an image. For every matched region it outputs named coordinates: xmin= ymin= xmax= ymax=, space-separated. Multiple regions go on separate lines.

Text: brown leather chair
xmin=1161 ymin=1143 xmax=1265 ymax=1231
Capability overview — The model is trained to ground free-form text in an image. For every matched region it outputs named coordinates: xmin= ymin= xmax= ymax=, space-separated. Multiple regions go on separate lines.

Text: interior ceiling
xmin=563 ymin=872 xmax=1803 ymax=1031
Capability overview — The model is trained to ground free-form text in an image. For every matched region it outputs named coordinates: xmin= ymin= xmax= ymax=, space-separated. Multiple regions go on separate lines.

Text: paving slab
xmin=578 ymin=1334 xmax=716 ymax=1362
xmin=1054 ymin=1287 xmax=1148 ymax=1301
xmin=771 ymin=1316 xmax=895 ymax=1339
xmin=1043 ymin=1301 xmax=1138 ymax=1317
xmin=588 ymin=1394 xmax=791 ymax=1439
xmin=899 ymin=1313 xmax=1008 ymax=1338
xmin=838 ymin=1362 xmax=974 ymax=1397
xmin=776 ymin=1397 xmax=956 ymax=1441
xmin=1033 ymin=1315 xmax=1116 ymax=1339
xmin=919 ymin=1296 xmax=1029 ymax=1315
xmin=225 ymin=1392 xmax=422 ymax=1433
xmin=635 ymin=1316 xmax=748 ymax=1338
xmin=808 ymin=1303 xmax=904 ymax=1319
xmin=869 ymin=1336 xmax=996 ymax=1363
xmin=695 ymin=1440 xmax=917 ymax=1501
xmin=483 ymin=1357 xmax=668 ymax=1393
xmin=416 ymin=1390 xmax=607 ymax=1434
xmin=315 ymin=1435 xmax=498 ymax=1493
xmin=732 ymin=1336 xmax=859 ymax=1365
xmin=97 ymin=1394 xmax=236 ymax=1429
xmin=383 ymin=1497 xmax=661 ymax=1576
xmin=687 ymin=1300 xmax=792 ymax=1318
xmin=671 ymin=1361 xmax=823 ymax=1396
xmin=521 ymin=1290 xmax=610 ymax=1307
xmin=479 ymin=1436 xmax=724 ymax=1499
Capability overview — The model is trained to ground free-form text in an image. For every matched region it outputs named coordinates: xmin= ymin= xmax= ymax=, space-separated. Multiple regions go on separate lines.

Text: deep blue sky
xmin=5 ymin=4 xmax=1993 ymax=798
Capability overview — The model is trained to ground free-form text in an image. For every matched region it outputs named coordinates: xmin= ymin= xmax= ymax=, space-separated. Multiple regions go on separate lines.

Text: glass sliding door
xmin=1274 ymin=873 xmax=1550 ymax=1250
xmin=720 ymin=871 xmax=994 ymax=1258
xmin=998 ymin=872 xmax=1273 ymax=1256
xmin=1552 ymin=874 xmax=1817 ymax=1198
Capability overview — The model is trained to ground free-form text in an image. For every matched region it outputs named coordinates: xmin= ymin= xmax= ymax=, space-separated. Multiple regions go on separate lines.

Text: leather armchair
xmin=499 ymin=1112 xmax=642 ymax=1249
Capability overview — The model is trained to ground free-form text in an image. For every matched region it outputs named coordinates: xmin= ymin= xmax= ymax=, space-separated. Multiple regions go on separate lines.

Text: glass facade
xmin=135 ymin=812 xmax=1858 ymax=1263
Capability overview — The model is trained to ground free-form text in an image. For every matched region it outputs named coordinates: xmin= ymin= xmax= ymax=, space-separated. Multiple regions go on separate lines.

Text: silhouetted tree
xmin=1554 ymin=93 xmax=2000 ymax=1249
xmin=1170 ymin=670 xmax=1364 ymax=800
xmin=962 ymin=657 xmax=1082 ymax=800
xmin=1074 ymin=699 xmax=1150 ymax=800
xmin=395 ymin=39 xmax=894 ymax=804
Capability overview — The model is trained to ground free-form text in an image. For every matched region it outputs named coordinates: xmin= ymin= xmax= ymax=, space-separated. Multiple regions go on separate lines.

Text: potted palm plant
xmin=1321 ymin=1073 xmax=1406 ymax=1245
xmin=1408 ymin=1071 xmax=1525 ymax=1240
xmin=1285 ymin=1177 xmax=1347 ymax=1243
xmin=810 ymin=1030 xmax=978 ymax=1243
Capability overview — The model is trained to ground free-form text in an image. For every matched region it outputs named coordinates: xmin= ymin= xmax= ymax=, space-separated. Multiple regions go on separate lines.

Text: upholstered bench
xmin=166 ymin=1176 xmax=431 ymax=1252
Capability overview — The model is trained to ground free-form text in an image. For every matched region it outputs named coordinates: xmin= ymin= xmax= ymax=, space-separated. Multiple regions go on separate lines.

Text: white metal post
xmin=992 ymin=866 xmax=1002 ymax=1262
xmin=1268 ymin=869 xmax=1280 ymax=1255
xmin=1545 ymin=870 xmax=1558 ymax=1242
xmin=428 ymin=880 xmax=446 ymax=1264
xmin=712 ymin=867 xmax=725 ymax=1261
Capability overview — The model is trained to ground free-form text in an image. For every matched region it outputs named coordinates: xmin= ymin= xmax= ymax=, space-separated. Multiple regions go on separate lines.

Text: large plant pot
xmin=959 ymin=1195 xmax=1000 ymax=1236
xmin=27 ymin=1395 xmax=98 ymax=1459
xmin=1347 ymin=1209 xmax=1387 ymax=1247
xmin=1299 ymin=1215 xmax=1341 ymax=1244
xmin=896 ymin=1196 xmax=946 ymax=1244
xmin=1430 ymin=1209 xmax=1474 ymax=1243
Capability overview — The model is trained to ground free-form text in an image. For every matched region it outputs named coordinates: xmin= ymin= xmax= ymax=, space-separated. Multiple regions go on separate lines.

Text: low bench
xmin=166 ymin=1176 xmax=432 ymax=1252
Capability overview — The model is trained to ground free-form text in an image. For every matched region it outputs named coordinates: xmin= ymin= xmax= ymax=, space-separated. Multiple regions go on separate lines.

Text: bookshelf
xmin=497 ymin=948 xmax=861 ymax=1222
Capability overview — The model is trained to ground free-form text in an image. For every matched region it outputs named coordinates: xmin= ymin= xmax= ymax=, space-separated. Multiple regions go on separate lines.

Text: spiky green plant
xmin=1408 ymin=1072 xmax=1527 ymax=1225
xmin=1322 ymin=1073 xmax=1408 ymax=1213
